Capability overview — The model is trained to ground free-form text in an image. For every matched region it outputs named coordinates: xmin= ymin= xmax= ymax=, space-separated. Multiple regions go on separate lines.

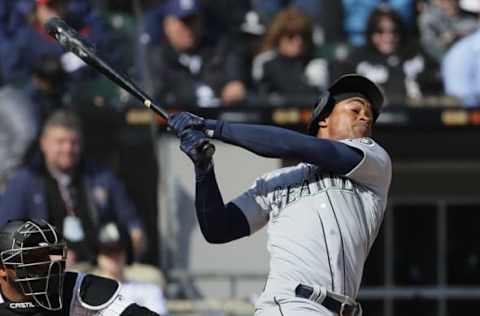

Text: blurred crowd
xmin=1 ymin=0 xmax=480 ymax=313
xmin=1 ymin=0 xmax=480 ymax=112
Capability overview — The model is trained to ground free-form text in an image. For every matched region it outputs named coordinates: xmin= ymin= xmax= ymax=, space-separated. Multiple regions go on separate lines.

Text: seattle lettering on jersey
xmin=271 ymin=170 xmax=355 ymax=216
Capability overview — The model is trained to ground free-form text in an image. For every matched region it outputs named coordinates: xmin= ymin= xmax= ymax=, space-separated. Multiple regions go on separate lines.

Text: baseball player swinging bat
xmin=44 ymin=16 xmax=215 ymax=158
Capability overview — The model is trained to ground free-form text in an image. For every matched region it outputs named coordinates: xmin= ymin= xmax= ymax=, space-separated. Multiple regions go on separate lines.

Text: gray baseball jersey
xmin=232 ymin=137 xmax=391 ymax=312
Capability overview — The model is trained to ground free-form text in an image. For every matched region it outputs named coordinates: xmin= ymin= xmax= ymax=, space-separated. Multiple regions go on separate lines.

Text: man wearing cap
xmin=147 ymin=0 xmax=247 ymax=107
xmin=168 ymin=73 xmax=392 ymax=315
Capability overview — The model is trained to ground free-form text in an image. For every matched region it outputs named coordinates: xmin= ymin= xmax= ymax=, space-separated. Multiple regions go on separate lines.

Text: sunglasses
xmin=284 ymin=31 xmax=309 ymax=40
xmin=374 ymin=27 xmax=398 ymax=34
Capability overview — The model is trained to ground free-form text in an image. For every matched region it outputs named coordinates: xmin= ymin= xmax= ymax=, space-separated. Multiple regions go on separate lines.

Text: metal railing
xmin=165 ymin=198 xmax=480 ymax=316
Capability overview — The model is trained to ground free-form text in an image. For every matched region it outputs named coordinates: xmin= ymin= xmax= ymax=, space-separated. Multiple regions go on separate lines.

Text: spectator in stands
xmin=0 ymin=110 xmax=145 ymax=264
xmin=0 ymin=0 xmax=91 ymax=40
xmin=92 ymin=222 xmax=169 ymax=315
xmin=223 ymin=10 xmax=266 ymax=95
xmin=147 ymin=0 xmax=247 ymax=107
xmin=335 ymin=5 xmax=443 ymax=105
xmin=418 ymin=0 xmax=479 ymax=62
xmin=202 ymin=0 xmax=252 ymax=46
xmin=24 ymin=54 xmax=72 ymax=127
xmin=442 ymin=27 xmax=480 ymax=107
xmin=252 ymin=0 xmax=345 ymax=45
xmin=342 ymin=0 xmax=416 ymax=46
xmin=0 ymin=0 xmax=121 ymax=86
xmin=252 ymin=7 xmax=329 ymax=104
xmin=1 ymin=0 xmax=70 ymax=85
xmin=0 ymin=86 xmax=38 ymax=193
xmin=0 ymin=0 xmax=26 ymax=85
xmin=0 ymin=0 xmax=33 ymax=42
xmin=0 ymin=0 xmax=13 ymax=42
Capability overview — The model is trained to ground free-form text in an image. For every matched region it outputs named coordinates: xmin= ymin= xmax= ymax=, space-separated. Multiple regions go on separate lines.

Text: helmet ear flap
xmin=306 ymin=91 xmax=334 ymax=136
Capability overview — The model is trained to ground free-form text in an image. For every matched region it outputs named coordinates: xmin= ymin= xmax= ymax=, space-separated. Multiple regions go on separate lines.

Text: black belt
xmin=295 ymin=284 xmax=360 ymax=316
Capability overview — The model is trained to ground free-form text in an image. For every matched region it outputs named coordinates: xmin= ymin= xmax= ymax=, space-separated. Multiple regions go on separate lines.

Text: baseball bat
xmin=44 ymin=17 xmax=215 ymax=157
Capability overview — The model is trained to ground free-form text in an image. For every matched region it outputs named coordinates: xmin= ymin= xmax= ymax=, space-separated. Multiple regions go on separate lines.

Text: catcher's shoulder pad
xmin=78 ymin=273 xmax=121 ymax=310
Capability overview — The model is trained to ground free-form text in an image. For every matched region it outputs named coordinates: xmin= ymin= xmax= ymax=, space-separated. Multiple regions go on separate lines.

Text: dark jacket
xmin=0 ymin=155 xmax=142 ymax=243
xmin=1 ymin=13 xmax=122 ymax=85
xmin=253 ymin=51 xmax=324 ymax=95
xmin=335 ymin=43 xmax=443 ymax=104
xmin=148 ymin=39 xmax=244 ymax=107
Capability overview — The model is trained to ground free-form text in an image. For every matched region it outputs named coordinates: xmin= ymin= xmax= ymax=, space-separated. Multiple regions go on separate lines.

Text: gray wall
xmin=157 ymin=135 xmax=281 ymax=299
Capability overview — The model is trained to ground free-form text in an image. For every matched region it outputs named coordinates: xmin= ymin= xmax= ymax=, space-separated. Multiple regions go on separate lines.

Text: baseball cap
xmin=240 ymin=11 xmax=266 ymax=36
xmin=328 ymin=74 xmax=384 ymax=117
xmin=164 ymin=0 xmax=200 ymax=19
xmin=97 ymin=223 xmax=134 ymax=264
xmin=459 ymin=0 xmax=480 ymax=13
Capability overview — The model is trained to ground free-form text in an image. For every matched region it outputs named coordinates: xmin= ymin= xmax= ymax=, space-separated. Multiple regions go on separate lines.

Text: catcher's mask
xmin=0 ymin=220 xmax=67 ymax=311
xmin=306 ymin=74 xmax=384 ymax=136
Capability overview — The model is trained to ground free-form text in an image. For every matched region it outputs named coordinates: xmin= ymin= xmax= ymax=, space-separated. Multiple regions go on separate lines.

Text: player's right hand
xmin=179 ymin=128 xmax=213 ymax=168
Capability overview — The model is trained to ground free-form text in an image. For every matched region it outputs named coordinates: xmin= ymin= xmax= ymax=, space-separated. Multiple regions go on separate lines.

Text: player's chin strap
xmin=295 ymin=284 xmax=362 ymax=316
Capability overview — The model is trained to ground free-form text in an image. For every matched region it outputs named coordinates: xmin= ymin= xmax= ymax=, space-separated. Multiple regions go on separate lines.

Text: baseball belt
xmin=295 ymin=284 xmax=362 ymax=316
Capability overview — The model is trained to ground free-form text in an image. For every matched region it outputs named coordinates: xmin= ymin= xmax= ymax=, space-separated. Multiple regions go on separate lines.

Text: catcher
xmin=0 ymin=219 xmax=159 ymax=315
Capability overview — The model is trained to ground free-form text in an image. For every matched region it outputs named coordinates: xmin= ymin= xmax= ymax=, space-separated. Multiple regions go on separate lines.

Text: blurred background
xmin=1 ymin=0 xmax=480 ymax=315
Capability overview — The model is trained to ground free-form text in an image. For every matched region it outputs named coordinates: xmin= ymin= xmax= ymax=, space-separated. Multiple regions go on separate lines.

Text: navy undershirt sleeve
xmin=195 ymin=165 xmax=250 ymax=243
xmin=193 ymin=121 xmax=364 ymax=243
xmin=213 ymin=121 xmax=363 ymax=174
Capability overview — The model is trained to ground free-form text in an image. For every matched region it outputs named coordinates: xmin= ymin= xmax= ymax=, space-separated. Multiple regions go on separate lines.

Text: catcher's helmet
xmin=0 ymin=219 xmax=67 ymax=311
xmin=306 ymin=74 xmax=384 ymax=136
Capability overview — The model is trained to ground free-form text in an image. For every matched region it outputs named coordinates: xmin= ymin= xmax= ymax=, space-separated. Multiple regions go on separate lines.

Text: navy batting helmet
xmin=306 ymin=74 xmax=384 ymax=136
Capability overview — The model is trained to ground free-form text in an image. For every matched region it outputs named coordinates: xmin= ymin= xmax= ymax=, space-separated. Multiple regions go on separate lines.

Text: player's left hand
xmin=179 ymin=128 xmax=213 ymax=169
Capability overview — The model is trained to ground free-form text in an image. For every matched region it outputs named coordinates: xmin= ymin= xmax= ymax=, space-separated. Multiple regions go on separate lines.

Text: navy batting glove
xmin=179 ymin=128 xmax=213 ymax=172
xmin=168 ymin=112 xmax=218 ymax=137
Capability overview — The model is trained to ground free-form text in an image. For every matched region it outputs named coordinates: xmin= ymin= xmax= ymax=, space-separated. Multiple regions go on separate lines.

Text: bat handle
xmin=145 ymin=99 xmax=170 ymax=120
xmin=201 ymin=141 xmax=216 ymax=159
xmin=201 ymin=128 xmax=215 ymax=159
xmin=149 ymin=97 xmax=215 ymax=159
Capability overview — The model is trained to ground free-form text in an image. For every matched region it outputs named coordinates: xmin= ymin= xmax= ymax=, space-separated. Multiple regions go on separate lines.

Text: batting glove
xmin=179 ymin=128 xmax=213 ymax=172
xmin=168 ymin=112 xmax=217 ymax=137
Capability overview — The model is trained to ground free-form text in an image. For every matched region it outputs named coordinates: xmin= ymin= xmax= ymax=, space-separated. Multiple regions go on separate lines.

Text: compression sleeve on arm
xmin=195 ymin=165 xmax=251 ymax=243
xmin=214 ymin=121 xmax=363 ymax=174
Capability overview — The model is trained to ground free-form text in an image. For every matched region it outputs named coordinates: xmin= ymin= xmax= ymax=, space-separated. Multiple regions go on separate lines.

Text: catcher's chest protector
xmin=0 ymin=272 xmax=126 ymax=316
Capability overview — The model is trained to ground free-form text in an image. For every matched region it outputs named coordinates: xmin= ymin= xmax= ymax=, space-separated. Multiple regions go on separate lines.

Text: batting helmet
xmin=0 ymin=219 xmax=67 ymax=311
xmin=306 ymin=74 xmax=384 ymax=136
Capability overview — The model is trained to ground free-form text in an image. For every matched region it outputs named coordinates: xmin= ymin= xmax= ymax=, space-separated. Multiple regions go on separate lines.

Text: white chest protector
xmin=68 ymin=272 xmax=131 ymax=315
xmin=0 ymin=272 xmax=132 ymax=315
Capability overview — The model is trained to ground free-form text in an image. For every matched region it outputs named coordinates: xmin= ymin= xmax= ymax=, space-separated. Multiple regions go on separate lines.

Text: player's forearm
xmin=211 ymin=121 xmax=362 ymax=173
xmin=195 ymin=166 xmax=250 ymax=243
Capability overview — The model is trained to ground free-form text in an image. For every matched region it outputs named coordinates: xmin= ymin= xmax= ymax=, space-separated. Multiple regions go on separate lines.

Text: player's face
xmin=318 ymin=97 xmax=373 ymax=140
xmin=41 ymin=126 xmax=82 ymax=173
xmin=0 ymin=266 xmax=28 ymax=301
